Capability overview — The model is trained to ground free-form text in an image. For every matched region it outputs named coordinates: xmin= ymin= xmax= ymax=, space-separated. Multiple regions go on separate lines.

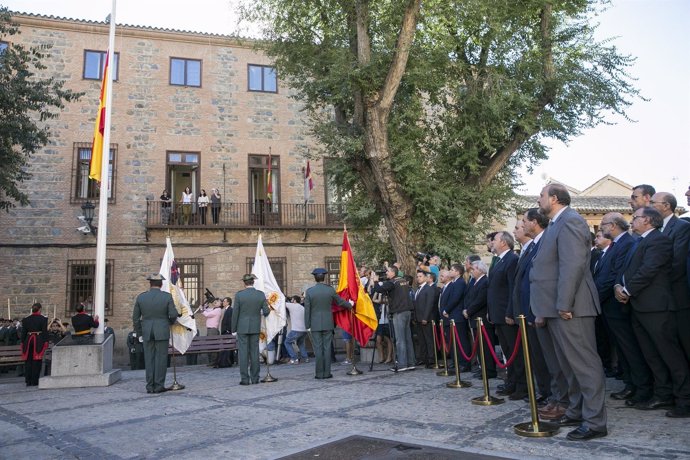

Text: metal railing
xmin=146 ymin=201 xmax=345 ymax=229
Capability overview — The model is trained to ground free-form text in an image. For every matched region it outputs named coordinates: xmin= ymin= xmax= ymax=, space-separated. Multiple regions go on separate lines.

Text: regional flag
xmin=160 ymin=236 xmax=197 ymax=354
xmin=304 ymin=160 xmax=313 ymax=202
xmin=251 ymin=234 xmax=287 ymax=351
xmin=266 ymin=152 xmax=273 ymax=205
xmin=89 ymin=52 xmax=109 ymax=182
xmin=335 ymin=230 xmax=378 ymax=346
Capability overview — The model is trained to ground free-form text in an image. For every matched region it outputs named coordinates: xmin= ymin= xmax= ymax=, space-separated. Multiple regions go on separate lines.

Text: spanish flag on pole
xmin=89 ymin=52 xmax=110 ymax=182
xmin=334 ymin=229 xmax=378 ymax=346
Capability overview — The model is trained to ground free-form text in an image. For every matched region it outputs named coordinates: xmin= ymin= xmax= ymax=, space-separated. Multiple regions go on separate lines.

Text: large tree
xmin=0 ymin=7 xmax=82 ymax=211
xmin=240 ymin=0 xmax=640 ymax=271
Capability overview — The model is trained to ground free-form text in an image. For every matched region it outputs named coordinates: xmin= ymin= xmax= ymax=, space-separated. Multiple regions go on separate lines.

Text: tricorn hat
xmin=242 ymin=273 xmax=258 ymax=282
xmin=311 ymin=268 xmax=328 ymax=275
xmin=146 ymin=273 xmax=166 ymax=281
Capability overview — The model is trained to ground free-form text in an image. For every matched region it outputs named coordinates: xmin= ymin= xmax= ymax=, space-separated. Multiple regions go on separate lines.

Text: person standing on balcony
xmin=160 ymin=190 xmax=171 ymax=225
xmin=198 ymin=189 xmax=209 ymax=225
xmin=180 ymin=186 xmax=193 ymax=225
xmin=210 ymin=188 xmax=221 ymax=225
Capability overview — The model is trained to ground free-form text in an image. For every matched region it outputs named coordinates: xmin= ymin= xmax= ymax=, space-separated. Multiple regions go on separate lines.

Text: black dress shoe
xmin=508 ymin=392 xmax=528 ymax=401
xmin=496 ymin=387 xmax=515 ymax=397
xmin=556 ymin=415 xmax=583 ymax=427
xmin=665 ymin=406 xmax=690 ymax=418
xmin=634 ymin=397 xmax=674 ymax=410
xmin=146 ymin=389 xmax=153 ymax=394
xmin=611 ymin=388 xmax=636 ymax=400
xmin=239 ymin=381 xmax=250 ymax=385
xmin=153 ymin=388 xmax=169 ymax=394
xmin=566 ymin=426 xmax=607 ymax=441
xmin=323 ymin=374 xmax=333 ymax=379
xmin=425 ymin=364 xmax=434 ymax=369
xmin=522 ymin=395 xmax=547 ymax=404
xmin=460 ymin=366 xmax=472 ymax=373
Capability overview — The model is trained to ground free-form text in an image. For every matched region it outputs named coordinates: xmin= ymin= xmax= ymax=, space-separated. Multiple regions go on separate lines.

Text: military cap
xmin=242 ymin=273 xmax=258 ymax=282
xmin=146 ymin=273 xmax=166 ymax=281
xmin=311 ymin=268 xmax=328 ymax=275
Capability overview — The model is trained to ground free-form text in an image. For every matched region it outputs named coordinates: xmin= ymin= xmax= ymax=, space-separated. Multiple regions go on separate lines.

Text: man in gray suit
xmin=304 ymin=268 xmax=352 ymax=379
xmin=232 ymin=274 xmax=270 ymax=385
xmin=132 ymin=273 xmax=179 ymax=394
xmin=530 ymin=184 xmax=607 ymax=441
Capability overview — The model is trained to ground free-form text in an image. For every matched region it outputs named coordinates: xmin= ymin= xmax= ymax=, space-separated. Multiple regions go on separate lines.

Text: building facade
xmin=0 ymin=13 xmax=346 ymax=351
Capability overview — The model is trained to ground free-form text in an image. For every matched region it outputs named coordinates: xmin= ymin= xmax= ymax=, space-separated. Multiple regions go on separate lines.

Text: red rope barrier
xmin=480 ymin=324 xmax=522 ymax=369
xmin=453 ymin=324 xmax=480 ymax=361
xmin=434 ymin=324 xmax=442 ymax=351
xmin=439 ymin=324 xmax=449 ymax=353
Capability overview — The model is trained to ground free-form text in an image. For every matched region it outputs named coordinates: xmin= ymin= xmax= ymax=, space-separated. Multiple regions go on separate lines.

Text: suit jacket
xmin=304 ymin=283 xmax=350 ymax=331
xmin=487 ymin=251 xmax=518 ymax=324
xmin=510 ymin=239 xmax=540 ymax=321
xmin=231 ymin=287 xmax=269 ymax=334
xmin=529 ymin=207 xmax=600 ymax=318
xmin=464 ymin=275 xmax=488 ymax=321
xmin=442 ymin=277 xmax=467 ymax=323
xmin=663 ymin=216 xmax=690 ymax=310
xmin=132 ymin=288 xmax=178 ymax=341
xmin=619 ymin=229 xmax=675 ymax=313
xmin=593 ymin=232 xmax=635 ymax=306
xmin=414 ymin=284 xmax=436 ymax=322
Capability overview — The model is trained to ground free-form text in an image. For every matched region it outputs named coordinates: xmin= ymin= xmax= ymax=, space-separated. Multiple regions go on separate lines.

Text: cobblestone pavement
xmin=1 ymin=360 xmax=689 ymax=460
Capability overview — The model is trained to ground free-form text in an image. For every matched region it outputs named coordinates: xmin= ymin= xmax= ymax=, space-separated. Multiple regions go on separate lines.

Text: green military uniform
xmin=305 ymin=280 xmax=351 ymax=379
xmin=232 ymin=284 xmax=269 ymax=384
xmin=132 ymin=283 xmax=178 ymax=393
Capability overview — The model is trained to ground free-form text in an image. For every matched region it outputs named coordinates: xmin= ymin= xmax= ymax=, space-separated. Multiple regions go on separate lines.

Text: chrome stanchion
xmin=471 ymin=318 xmax=503 ymax=405
xmin=513 ymin=315 xmax=559 ymax=437
xmin=446 ymin=319 xmax=471 ymax=388
xmin=260 ymin=348 xmax=278 ymax=383
xmin=346 ymin=310 xmax=363 ymax=375
xmin=436 ymin=319 xmax=450 ymax=377
xmin=168 ymin=327 xmax=185 ymax=391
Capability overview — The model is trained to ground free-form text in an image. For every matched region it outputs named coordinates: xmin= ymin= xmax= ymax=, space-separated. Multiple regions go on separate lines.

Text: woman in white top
xmin=198 ymin=189 xmax=210 ymax=225
xmin=181 ymin=186 xmax=193 ymax=225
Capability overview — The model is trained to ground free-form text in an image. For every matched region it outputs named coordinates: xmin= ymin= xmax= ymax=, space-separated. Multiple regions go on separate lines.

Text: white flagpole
xmin=93 ymin=0 xmax=117 ymax=335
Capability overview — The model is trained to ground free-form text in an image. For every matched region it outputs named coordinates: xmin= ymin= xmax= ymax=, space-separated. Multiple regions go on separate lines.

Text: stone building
xmin=0 ymin=13 xmax=347 ymax=354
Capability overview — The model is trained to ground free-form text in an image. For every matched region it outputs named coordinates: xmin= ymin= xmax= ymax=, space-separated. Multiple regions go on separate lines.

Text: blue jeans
xmin=284 ymin=330 xmax=308 ymax=360
xmin=391 ymin=310 xmax=415 ymax=367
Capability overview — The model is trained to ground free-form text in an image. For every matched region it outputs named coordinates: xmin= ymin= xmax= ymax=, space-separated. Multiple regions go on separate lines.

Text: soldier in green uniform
xmin=232 ymin=274 xmax=270 ymax=385
xmin=304 ymin=268 xmax=352 ymax=379
xmin=132 ymin=273 xmax=179 ymax=394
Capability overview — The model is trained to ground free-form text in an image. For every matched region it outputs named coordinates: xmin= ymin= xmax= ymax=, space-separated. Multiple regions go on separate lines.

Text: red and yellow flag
xmin=266 ymin=151 xmax=273 ymax=204
xmin=89 ymin=53 xmax=110 ymax=182
xmin=334 ymin=230 xmax=378 ymax=346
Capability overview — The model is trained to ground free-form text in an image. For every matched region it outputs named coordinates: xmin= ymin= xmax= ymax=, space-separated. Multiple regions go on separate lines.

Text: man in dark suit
xmin=232 ymin=274 xmax=270 ymax=385
xmin=591 ymin=230 xmax=615 ymax=375
xmin=596 ymin=213 xmax=653 ymax=404
xmin=463 ymin=260 xmax=496 ymax=379
xmin=413 ymin=270 xmax=436 ymax=368
xmin=441 ymin=264 xmax=469 ymax=371
xmin=304 ymin=268 xmax=351 ymax=379
xmin=132 ymin=273 xmax=179 ymax=394
xmin=615 ymin=207 xmax=690 ymax=418
xmin=488 ymin=231 xmax=524 ymax=400
xmin=509 ymin=216 xmax=550 ymax=404
xmin=530 ymin=184 xmax=607 ymax=441
xmin=651 ymin=192 xmax=690 ymax=363
xmin=628 ymin=184 xmax=656 ymax=212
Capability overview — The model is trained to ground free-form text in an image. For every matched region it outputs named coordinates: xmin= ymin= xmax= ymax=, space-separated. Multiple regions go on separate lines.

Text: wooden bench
xmin=0 ymin=344 xmax=22 ymax=367
xmin=168 ymin=334 xmax=237 ymax=356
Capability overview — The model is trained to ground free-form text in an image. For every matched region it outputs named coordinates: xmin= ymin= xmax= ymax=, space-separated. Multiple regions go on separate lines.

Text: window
xmin=72 ymin=143 xmax=116 ymax=203
xmin=248 ymin=64 xmax=277 ymax=93
xmin=249 ymin=154 xmax=280 ymax=221
xmin=83 ymin=50 xmax=119 ymax=80
xmin=246 ymin=257 xmax=287 ymax=295
xmin=325 ymin=257 xmax=341 ymax=289
xmin=175 ymin=258 xmax=204 ymax=308
xmin=66 ymin=260 xmax=114 ymax=314
xmin=170 ymin=58 xmax=202 ymax=87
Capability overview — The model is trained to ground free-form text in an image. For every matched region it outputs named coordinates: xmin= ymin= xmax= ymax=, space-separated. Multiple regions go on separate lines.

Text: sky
xmin=3 ymin=0 xmax=689 ymax=197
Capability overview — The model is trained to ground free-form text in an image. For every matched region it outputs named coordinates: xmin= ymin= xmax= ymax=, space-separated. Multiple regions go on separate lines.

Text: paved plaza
xmin=1 ymin=360 xmax=689 ymax=460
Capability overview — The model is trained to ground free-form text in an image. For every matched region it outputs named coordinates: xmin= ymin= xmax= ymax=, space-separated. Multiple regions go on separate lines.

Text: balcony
xmin=145 ymin=200 xmax=345 ymax=231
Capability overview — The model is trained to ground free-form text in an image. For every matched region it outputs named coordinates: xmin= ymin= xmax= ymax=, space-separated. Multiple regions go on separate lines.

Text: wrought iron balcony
xmin=145 ymin=200 xmax=345 ymax=230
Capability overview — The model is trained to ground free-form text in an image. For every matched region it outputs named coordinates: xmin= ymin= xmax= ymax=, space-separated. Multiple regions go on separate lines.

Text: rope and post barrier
xmin=436 ymin=319 xmax=451 ymax=377
xmin=446 ymin=319 xmax=472 ymax=389
xmin=431 ymin=320 xmax=440 ymax=370
xmin=471 ymin=317 xmax=504 ymax=406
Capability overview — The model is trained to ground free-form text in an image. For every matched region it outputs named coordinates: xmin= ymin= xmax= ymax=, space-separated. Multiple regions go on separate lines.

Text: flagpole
xmin=93 ymin=0 xmax=117 ymax=336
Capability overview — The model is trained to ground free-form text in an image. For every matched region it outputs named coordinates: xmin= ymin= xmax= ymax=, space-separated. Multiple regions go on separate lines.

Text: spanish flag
xmin=334 ymin=230 xmax=378 ymax=346
xmin=89 ymin=52 xmax=110 ymax=182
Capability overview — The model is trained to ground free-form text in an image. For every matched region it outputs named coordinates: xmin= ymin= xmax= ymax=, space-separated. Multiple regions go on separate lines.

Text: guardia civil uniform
xmin=232 ymin=274 xmax=270 ymax=385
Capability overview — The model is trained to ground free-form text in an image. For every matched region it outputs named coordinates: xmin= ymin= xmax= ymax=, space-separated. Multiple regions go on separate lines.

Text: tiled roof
xmin=518 ymin=196 xmax=631 ymax=213
xmin=10 ymin=11 xmax=247 ymax=39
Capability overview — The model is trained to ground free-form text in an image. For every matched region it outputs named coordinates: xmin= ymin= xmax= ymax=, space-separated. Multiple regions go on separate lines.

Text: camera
xmin=375 ymin=269 xmax=388 ymax=280
xmin=415 ymin=252 xmax=430 ymax=263
xmin=204 ymin=288 xmax=215 ymax=303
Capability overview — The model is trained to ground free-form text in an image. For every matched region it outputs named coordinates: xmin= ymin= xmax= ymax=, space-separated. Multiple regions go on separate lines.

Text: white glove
xmin=232 ymin=332 xmax=237 ymax=336
xmin=138 ymin=336 xmax=143 ymax=343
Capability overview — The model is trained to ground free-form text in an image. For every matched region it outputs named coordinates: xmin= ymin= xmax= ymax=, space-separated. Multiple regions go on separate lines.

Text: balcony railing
xmin=146 ymin=200 xmax=345 ymax=230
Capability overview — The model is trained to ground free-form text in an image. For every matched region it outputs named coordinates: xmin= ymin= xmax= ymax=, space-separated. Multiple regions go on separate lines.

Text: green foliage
xmin=240 ymin=0 xmax=641 ymax=262
xmin=0 ymin=7 xmax=83 ymax=211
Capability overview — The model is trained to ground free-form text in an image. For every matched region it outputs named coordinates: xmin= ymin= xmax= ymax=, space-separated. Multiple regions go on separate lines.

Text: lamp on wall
xmin=81 ymin=201 xmax=97 ymax=237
